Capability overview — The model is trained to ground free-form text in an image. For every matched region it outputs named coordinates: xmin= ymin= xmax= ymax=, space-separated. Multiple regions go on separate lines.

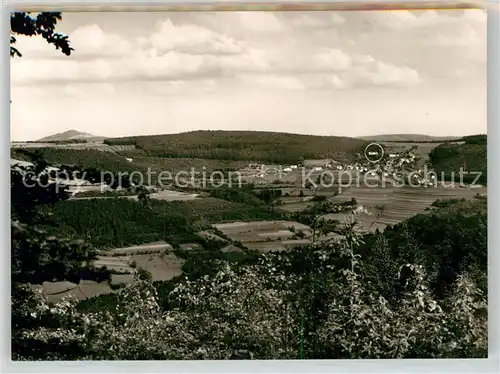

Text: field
xmin=38 ymin=241 xmax=185 ymax=301
xmin=314 ymin=185 xmax=486 ymax=232
xmin=149 ymin=190 xmax=199 ymax=201
xmin=128 ymin=156 xmax=248 ymax=176
xmin=213 ymin=220 xmax=313 ymax=252
xmin=129 ymin=253 xmax=184 ymax=281
xmin=36 ymin=280 xmax=115 ymax=304
xmin=93 ymin=255 xmax=134 ymax=273
xmin=11 ymin=141 xmax=135 ymax=153
xmin=97 ymin=241 xmax=174 ymax=255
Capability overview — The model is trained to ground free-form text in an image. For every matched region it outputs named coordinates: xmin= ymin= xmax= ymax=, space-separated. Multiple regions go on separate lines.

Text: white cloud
xmin=325 ymin=75 xmax=348 ymax=90
xmin=427 ymin=23 xmax=483 ymax=47
xmin=462 ymin=9 xmax=487 ymax=24
xmin=373 ymin=10 xmax=454 ymax=30
xmin=364 ymin=61 xmax=420 ymax=87
xmin=331 ymin=13 xmax=346 ymax=26
xmin=11 ymin=10 xmax=484 ymax=93
xmin=70 ymin=24 xmax=132 ymax=57
xmin=289 ymin=13 xmax=345 ymax=28
xmin=234 ymin=12 xmax=285 ymax=32
xmin=238 ymin=74 xmax=306 ymax=91
xmin=311 ymin=48 xmax=352 ymax=71
xmin=141 ymin=19 xmax=245 ymax=55
xmin=62 ymin=83 xmax=116 ymax=97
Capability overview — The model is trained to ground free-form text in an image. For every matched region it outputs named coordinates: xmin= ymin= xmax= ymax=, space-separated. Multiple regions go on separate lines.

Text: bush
xmin=431 ymin=198 xmax=466 ymax=208
xmin=136 ymin=268 xmax=152 ymax=282
xmin=311 ymin=195 xmax=327 ymax=202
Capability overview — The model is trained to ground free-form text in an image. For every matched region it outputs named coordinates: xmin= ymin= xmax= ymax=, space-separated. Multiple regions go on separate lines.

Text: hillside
xmin=359 ymin=134 xmax=460 ymax=142
xmin=39 ymin=197 xmax=284 ymax=248
xmin=104 ymin=130 xmax=368 ymax=164
xmin=11 ymin=148 xmax=143 ymax=175
xmin=428 ymin=135 xmax=487 ymax=184
xmin=37 ymin=130 xmax=107 ymax=143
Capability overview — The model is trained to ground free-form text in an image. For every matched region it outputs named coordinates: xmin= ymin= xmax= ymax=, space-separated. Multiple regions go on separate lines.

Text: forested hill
xmin=104 ymin=130 xmax=368 ymax=164
xmin=428 ymin=134 xmax=487 ymax=184
xmin=359 ymin=134 xmax=459 ymax=142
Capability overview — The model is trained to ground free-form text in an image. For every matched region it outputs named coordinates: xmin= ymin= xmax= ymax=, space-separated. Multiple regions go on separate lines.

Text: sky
xmin=10 ymin=10 xmax=487 ymax=141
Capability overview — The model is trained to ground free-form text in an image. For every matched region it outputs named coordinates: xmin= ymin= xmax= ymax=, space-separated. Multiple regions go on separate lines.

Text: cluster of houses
xmin=245 ymin=148 xmax=436 ymax=186
xmin=213 ymin=148 xmax=435 ymax=187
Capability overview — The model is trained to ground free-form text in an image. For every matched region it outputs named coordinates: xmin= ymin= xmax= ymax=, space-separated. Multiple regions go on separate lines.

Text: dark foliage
xmin=461 ymin=134 xmax=487 ymax=145
xmin=253 ymin=188 xmax=283 ymax=204
xmin=208 ymin=187 xmax=265 ymax=206
xmin=431 ymin=198 xmax=466 ymax=208
xmin=11 ymin=161 xmax=107 ymax=284
xmin=359 ymin=198 xmax=487 ymax=300
xmin=11 ymin=12 xmax=73 ymax=57
xmin=428 ymin=139 xmax=486 ymax=185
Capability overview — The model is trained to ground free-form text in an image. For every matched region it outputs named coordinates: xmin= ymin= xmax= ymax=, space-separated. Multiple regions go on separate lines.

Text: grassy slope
xmin=104 ymin=130 xmax=368 ymax=164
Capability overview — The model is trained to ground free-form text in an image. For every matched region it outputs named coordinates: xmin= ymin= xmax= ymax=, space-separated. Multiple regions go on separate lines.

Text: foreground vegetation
xmin=14 ymin=217 xmax=487 ymax=360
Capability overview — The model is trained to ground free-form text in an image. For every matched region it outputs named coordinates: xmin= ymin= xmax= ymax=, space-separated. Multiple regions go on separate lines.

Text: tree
xmin=11 ymin=160 xmax=106 ymax=282
xmin=10 ymin=12 xmax=73 ymax=57
xmin=294 ymin=200 xmax=340 ymax=243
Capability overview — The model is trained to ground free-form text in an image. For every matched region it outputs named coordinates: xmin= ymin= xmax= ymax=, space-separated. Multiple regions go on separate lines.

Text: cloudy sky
xmin=10 ymin=10 xmax=486 ymax=141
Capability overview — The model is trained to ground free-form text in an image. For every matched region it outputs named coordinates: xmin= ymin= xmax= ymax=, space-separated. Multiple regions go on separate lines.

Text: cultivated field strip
xmin=34 ymin=280 xmax=115 ymax=304
xmin=11 ymin=142 xmax=136 ymax=153
xmin=281 ymin=185 xmax=487 ymax=233
xmin=213 ymin=220 xmax=313 ymax=251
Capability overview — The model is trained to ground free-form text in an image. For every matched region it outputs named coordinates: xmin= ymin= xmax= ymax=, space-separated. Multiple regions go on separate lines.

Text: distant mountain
xmin=37 ymin=130 xmax=107 ymax=142
xmin=359 ymin=134 xmax=460 ymax=142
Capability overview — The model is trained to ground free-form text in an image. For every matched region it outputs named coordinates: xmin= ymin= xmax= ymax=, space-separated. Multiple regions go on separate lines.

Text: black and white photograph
xmin=10 ymin=7 xmax=487 ymax=360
